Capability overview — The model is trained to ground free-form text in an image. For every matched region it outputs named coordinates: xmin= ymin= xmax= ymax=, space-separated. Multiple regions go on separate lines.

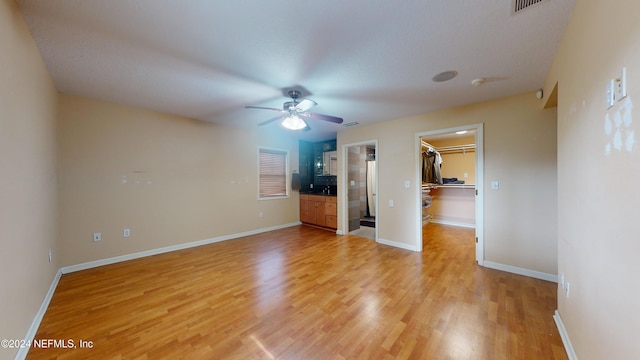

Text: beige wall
xmin=544 ymin=0 xmax=640 ymax=358
xmin=338 ymin=92 xmax=558 ymax=275
xmin=427 ymin=136 xmax=476 ymax=184
xmin=0 ymin=0 xmax=59 ymax=358
xmin=428 ymin=187 xmax=475 ymax=227
xmin=13 ymin=2 xmax=639 ymax=358
xmin=58 ymin=94 xmax=299 ymax=266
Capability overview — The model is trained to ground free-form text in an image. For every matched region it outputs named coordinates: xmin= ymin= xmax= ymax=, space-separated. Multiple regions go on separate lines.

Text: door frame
xmin=340 ymin=140 xmax=378 ymax=241
xmin=415 ymin=124 xmax=484 ymax=264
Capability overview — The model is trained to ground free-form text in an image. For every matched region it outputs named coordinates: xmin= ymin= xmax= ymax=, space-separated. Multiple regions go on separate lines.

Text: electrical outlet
xmin=606 ymin=78 xmax=615 ymax=109
xmin=93 ymin=232 xmax=101 ymax=242
xmin=616 ymin=67 xmax=627 ymax=101
xmin=123 ymin=228 xmax=130 ymax=238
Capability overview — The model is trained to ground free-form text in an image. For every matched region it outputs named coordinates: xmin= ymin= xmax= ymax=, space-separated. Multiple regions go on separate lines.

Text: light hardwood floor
xmin=28 ymin=224 xmax=567 ymax=359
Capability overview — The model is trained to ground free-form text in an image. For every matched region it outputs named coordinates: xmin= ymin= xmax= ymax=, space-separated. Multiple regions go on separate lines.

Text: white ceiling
xmin=18 ymin=0 xmax=575 ymax=142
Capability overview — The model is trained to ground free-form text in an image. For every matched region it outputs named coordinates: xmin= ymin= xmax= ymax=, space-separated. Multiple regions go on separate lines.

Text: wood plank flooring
xmin=27 ymin=224 xmax=566 ymax=359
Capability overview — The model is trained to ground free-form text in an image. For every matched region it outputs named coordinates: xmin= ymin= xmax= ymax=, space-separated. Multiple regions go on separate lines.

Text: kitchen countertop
xmin=300 ymin=191 xmax=337 ymax=196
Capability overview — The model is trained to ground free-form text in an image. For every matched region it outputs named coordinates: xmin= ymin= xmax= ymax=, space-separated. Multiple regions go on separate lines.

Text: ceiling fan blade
xmin=302 ymin=124 xmax=311 ymax=132
xmin=303 ymin=112 xmax=344 ymax=124
xmin=294 ymin=99 xmax=317 ymax=112
xmin=245 ymin=105 xmax=285 ymax=112
xmin=258 ymin=115 xmax=286 ymax=126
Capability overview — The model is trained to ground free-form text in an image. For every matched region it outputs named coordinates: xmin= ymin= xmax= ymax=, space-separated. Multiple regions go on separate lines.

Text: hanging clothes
xmin=422 ymin=149 xmax=442 ymax=184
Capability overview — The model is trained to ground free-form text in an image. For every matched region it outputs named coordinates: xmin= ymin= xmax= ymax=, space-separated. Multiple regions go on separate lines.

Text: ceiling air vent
xmin=513 ymin=0 xmax=545 ymax=13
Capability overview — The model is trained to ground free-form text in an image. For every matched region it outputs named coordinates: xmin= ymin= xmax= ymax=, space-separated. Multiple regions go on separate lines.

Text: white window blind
xmin=259 ymin=148 xmax=288 ymax=199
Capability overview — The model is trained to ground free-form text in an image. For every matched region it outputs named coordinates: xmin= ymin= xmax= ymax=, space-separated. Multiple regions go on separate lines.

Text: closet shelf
xmin=425 ymin=184 xmax=476 ymax=189
xmin=436 ymin=184 xmax=475 ymax=189
xmin=420 ymin=141 xmax=475 ymax=153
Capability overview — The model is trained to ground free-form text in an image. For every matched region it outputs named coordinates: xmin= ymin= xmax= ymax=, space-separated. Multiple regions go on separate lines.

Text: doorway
xmin=343 ymin=141 xmax=378 ymax=241
xmin=416 ymin=124 xmax=484 ymax=263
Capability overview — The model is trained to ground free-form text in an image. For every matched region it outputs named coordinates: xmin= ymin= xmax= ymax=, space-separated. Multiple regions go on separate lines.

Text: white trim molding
xmin=15 ymin=269 xmax=63 ymax=360
xmin=554 ymin=310 xmax=578 ymax=360
xmin=416 ymin=123 xmax=484 ymax=260
xmin=61 ymin=222 xmax=301 ymax=274
xmin=377 ymin=238 xmax=421 ymax=252
xmin=340 ymin=139 xmax=378 ymax=240
xmin=483 ymin=261 xmax=558 ymax=283
xmin=430 ymin=219 xmax=476 ymax=229
xmin=18 ymin=222 xmax=302 ymax=359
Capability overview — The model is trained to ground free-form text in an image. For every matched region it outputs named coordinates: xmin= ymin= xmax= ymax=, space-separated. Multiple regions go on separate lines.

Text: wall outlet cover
xmin=616 ymin=67 xmax=627 ymax=101
xmin=606 ymin=78 xmax=615 ymax=109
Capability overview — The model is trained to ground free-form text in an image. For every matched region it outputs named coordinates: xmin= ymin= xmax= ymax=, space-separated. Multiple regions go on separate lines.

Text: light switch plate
xmin=616 ymin=67 xmax=627 ymax=102
xmin=606 ymin=78 xmax=615 ymax=109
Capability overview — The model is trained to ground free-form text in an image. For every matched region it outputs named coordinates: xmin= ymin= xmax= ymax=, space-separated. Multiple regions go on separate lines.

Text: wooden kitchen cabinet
xmin=324 ymin=196 xmax=337 ymax=229
xmin=300 ymin=194 xmax=310 ymax=223
xmin=299 ymin=194 xmax=336 ymax=230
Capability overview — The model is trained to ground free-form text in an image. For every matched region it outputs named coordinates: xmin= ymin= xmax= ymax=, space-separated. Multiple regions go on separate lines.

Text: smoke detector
xmin=471 ymin=78 xmax=486 ymax=87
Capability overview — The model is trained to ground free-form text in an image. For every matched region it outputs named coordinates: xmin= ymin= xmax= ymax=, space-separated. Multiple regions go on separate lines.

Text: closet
xmin=421 ymin=134 xmax=476 ymax=228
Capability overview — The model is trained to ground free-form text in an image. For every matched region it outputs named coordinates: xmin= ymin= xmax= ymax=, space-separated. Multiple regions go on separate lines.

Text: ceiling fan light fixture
xmin=281 ymin=115 xmax=307 ymax=130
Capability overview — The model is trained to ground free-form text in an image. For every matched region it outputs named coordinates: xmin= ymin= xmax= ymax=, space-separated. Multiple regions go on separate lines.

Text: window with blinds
xmin=258 ymin=148 xmax=289 ymax=199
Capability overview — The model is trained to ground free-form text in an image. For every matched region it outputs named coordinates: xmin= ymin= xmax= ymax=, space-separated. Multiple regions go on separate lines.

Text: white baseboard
xmin=61 ymin=222 xmax=301 ymax=274
xmin=430 ymin=219 xmax=475 ymax=229
xmin=15 ymin=269 xmax=63 ymax=360
xmin=377 ymin=238 xmax=420 ymax=252
xmin=19 ymin=222 xmax=302 ymax=359
xmin=483 ymin=261 xmax=558 ymax=283
xmin=553 ymin=310 xmax=578 ymax=360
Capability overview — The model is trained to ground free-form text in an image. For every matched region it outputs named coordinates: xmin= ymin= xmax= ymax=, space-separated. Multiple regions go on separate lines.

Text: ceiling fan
xmin=246 ymin=90 xmax=344 ymax=131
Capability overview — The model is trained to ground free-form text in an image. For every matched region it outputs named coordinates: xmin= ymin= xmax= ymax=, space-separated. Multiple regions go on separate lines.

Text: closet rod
xmin=437 ymin=143 xmax=476 ymax=153
xmin=421 ymin=141 xmax=475 ymax=152
xmin=421 ymin=140 xmax=435 ymax=150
